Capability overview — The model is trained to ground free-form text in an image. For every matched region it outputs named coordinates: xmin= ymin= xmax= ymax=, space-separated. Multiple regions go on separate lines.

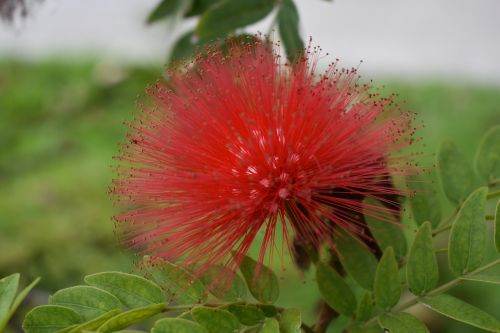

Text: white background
xmin=1 ymin=0 xmax=499 ymax=83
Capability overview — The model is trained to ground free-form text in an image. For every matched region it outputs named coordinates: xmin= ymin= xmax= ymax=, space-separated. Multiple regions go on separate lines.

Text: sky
xmin=1 ymin=0 xmax=499 ymax=83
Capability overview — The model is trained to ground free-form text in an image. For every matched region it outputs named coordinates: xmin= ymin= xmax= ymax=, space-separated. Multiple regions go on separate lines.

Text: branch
xmin=362 ymin=258 xmax=500 ymax=328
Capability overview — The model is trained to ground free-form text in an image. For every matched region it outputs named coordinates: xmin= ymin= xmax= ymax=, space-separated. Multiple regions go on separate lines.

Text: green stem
xmin=362 ymin=258 xmax=500 ymax=328
xmin=486 ymin=215 xmax=495 ymax=221
xmin=432 ymin=223 xmax=452 ymax=236
xmin=432 ymin=207 xmax=460 ymax=237
xmin=487 ymin=190 xmax=500 ymax=200
xmin=241 ymin=324 xmax=262 ymax=332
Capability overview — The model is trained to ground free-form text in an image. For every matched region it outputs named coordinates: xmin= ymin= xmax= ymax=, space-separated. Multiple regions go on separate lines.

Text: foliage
xmin=0 ymin=274 xmax=40 ymax=332
xmin=1 ymin=58 xmax=500 ymax=332
xmin=18 ymin=257 xmax=292 ymax=333
xmin=145 ymin=0 xmax=309 ymax=63
xmin=3 ymin=125 xmax=499 ymax=332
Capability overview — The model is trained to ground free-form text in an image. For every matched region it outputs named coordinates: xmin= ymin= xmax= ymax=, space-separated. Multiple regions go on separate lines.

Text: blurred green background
xmin=1 ymin=58 xmax=499 ymax=332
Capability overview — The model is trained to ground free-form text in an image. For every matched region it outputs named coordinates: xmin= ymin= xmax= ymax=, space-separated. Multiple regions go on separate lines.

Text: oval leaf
xmin=378 ymin=312 xmax=429 ymax=333
xmin=0 ymin=273 xmax=19 ymax=320
xmin=49 ymin=286 xmax=122 ymax=321
xmin=260 ymin=317 xmax=279 ymax=333
xmin=475 ymin=126 xmax=500 ymax=182
xmin=421 ymin=294 xmax=500 ymax=332
xmin=316 ymin=262 xmax=356 ymax=316
xmin=437 ymin=141 xmax=478 ymax=203
xmin=225 ymin=304 xmax=265 ymax=326
xmin=278 ymin=0 xmax=304 ymax=62
xmin=448 ymin=187 xmax=488 ymax=275
xmin=278 ymin=308 xmax=301 ymax=333
xmin=69 ymin=309 xmax=121 ymax=333
xmin=147 ymin=0 xmax=187 ymax=24
xmin=152 ymin=318 xmax=208 ymax=333
xmin=2 ymin=277 xmax=40 ymax=331
xmin=336 ymin=232 xmax=378 ymax=290
xmin=84 ymin=272 xmax=164 ymax=308
xmin=408 ymin=174 xmax=442 ymax=227
xmin=374 ymin=247 xmax=401 ymax=309
xmin=407 ymin=222 xmax=439 ymax=295
xmin=364 ymin=198 xmax=407 ymax=259
xmin=191 ymin=307 xmax=241 ymax=333
xmin=148 ymin=260 xmax=207 ymax=304
xmin=97 ymin=303 xmax=166 ymax=333
xmin=185 ymin=0 xmax=219 ymax=17
xmin=196 ymin=0 xmax=275 ymax=39
xmin=23 ymin=305 xmax=82 ymax=333
xmin=199 ymin=265 xmax=246 ymax=302
xmin=356 ymin=292 xmax=373 ymax=322
xmin=239 ymin=255 xmax=279 ymax=304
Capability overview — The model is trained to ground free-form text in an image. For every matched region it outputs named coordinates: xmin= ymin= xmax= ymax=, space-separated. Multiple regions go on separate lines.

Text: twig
xmin=362 ymin=258 xmax=500 ymax=328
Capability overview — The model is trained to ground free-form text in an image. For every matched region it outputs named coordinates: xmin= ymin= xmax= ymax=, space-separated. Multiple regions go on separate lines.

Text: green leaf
xmin=448 ymin=187 xmax=488 ymax=275
xmin=148 ymin=260 xmax=207 ymax=304
xmin=147 ymin=0 xmax=187 ymax=24
xmin=278 ymin=0 xmax=304 ymax=62
xmin=2 ymin=277 xmax=41 ymax=331
xmin=336 ymin=232 xmax=378 ymax=290
xmin=259 ymin=318 xmax=279 ymax=333
xmin=356 ymin=292 xmax=373 ymax=322
xmin=196 ymin=0 xmax=275 ymax=39
xmin=351 ymin=326 xmax=383 ymax=333
xmin=437 ymin=141 xmax=478 ymax=203
xmin=84 ymin=271 xmax=164 ymax=308
xmin=0 ymin=273 xmax=19 ymax=320
xmin=256 ymin=304 xmax=278 ymax=317
xmin=191 ymin=306 xmax=241 ymax=333
xmin=408 ymin=175 xmax=442 ymax=227
xmin=374 ymin=247 xmax=401 ymax=309
xmin=49 ymin=286 xmax=122 ymax=321
xmin=461 ymin=274 xmax=500 ymax=284
xmin=225 ymin=304 xmax=265 ymax=326
xmin=475 ymin=126 xmax=500 ymax=182
xmin=239 ymin=255 xmax=279 ymax=304
xmin=407 ymin=222 xmax=439 ymax=295
xmin=378 ymin=312 xmax=429 ymax=333
xmin=495 ymin=199 xmax=500 ymax=253
xmin=364 ymin=198 xmax=407 ymax=259
xmin=199 ymin=265 xmax=247 ymax=302
xmin=316 ymin=261 xmax=356 ymax=316
xmin=421 ymin=294 xmax=500 ymax=332
xmin=69 ymin=309 xmax=121 ymax=333
xmin=23 ymin=305 xmax=82 ymax=333
xmin=97 ymin=303 xmax=166 ymax=333
xmin=152 ymin=318 xmax=208 ymax=333
xmin=169 ymin=31 xmax=199 ymax=63
xmin=278 ymin=308 xmax=301 ymax=333
xmin=185 ymin=0 xmax=219 ymax=17
xmin=55 ymin=325 xmax=79 ymax=333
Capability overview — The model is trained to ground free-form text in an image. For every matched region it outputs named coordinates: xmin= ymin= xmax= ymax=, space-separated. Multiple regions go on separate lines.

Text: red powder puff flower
xmin=112 ymin=38 xmax=415 ymax=280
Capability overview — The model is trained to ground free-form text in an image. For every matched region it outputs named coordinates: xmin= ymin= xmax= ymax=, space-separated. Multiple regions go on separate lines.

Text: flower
xmin=112 ymin=38 xmax=416 ymax=279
